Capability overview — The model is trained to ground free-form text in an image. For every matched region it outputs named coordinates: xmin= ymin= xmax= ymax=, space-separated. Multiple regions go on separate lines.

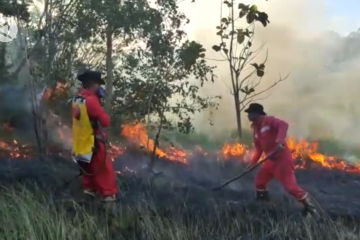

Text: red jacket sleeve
xmin=251 ymin=134 xmax=263 ymax=165
xmin=268 ymin=117 xmax=289 ymax=144
xmin=85 ymin=96 xmax=110 ymax=128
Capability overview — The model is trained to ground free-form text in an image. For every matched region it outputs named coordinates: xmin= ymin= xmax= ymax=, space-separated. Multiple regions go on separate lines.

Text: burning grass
xmin=1 ymin=121 xmax=360 ymax=173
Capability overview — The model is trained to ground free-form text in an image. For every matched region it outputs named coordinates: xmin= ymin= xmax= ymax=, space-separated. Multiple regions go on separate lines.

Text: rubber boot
xmin=256 ymin=190 xmax=270 ymax=202
xmin=102 ymin=195 xmax=117 ymax=216
xmin=81 ymin=189 xmax=96 ymax=203
xmin=102 ymin=195 xmax=116 ymax=202
xmin=83 ymin=189 xmax=96 ymax=197
xmin=299 ymin=197 xmax=318 ymax=218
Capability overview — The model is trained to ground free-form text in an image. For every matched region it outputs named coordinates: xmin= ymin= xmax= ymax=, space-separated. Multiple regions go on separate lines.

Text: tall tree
xmin=212 ymin=1 xmax=287 ymax=139
xmin=112 ymin=0 xmax=219 ymax=169
xmin=74 ymin=0 xmax=164 ymax=112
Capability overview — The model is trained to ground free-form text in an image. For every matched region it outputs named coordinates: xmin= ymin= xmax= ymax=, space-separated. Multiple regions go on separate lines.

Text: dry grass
xmin=0 ymin=183 xmax=359 ymax=240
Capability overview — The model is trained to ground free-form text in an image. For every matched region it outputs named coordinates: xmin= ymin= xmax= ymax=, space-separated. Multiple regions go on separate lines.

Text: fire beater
xmin=245 ymin=103 xmax=317 ymax=217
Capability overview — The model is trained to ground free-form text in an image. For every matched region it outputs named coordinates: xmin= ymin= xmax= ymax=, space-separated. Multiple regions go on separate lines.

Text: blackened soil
xmin=1 ymin=153 xmax=360 ymax=225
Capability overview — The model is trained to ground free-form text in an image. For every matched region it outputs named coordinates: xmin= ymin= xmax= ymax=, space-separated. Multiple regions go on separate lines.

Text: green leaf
xmin=237 ymin=34 xmax=245 ymax=44
xmin=229 ymin=30 xmax=237 ymax=35
xmin=238 ymin=3 xmax=246 ymax=9
xmin=243 ymin=29 xmax=252 ymax=37
xmin=257 ymin=12 xmax=270 ymax=27
xmin=251 ymin=63 xmax=259 ymax=69
xmin=250 ymin=5 xmax=258 ymax=12
xmin=212 ymin=45 xmax=221 ymax=52
xmin=239 ymin=10 xmax=246 ymax=18
xmin=257 ymin=70 xmax=264 ymax=77
xmin=223 ymin=1 xmax=232 ymax=7
xmin=246 ymin=13 xmax=255 ymax=24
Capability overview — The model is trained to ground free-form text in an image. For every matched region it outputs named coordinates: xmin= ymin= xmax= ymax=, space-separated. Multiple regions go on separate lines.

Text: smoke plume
xmin=180 ymin=0 xmax=360 ymax=145
xmin=0 ymin=85 xmax=72 ymax=149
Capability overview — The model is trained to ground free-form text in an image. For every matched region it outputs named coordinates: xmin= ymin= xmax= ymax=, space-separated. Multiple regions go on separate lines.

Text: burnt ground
xmin=1 ymin=150 xmax=360 ymax=227
xmin=115 ymin=152 xmax=360 ymax=222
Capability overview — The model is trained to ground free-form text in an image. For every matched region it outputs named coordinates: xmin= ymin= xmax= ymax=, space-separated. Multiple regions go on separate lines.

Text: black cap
xmin=77 ymin=70 xmax=105 ymax=85
xmin=244 ymin=103 xmax=266 ymax=115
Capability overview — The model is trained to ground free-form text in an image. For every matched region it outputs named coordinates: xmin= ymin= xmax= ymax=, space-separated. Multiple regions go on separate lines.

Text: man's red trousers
xmin=255 ymin=154 xmax=307 ymax=201
xmin=82 ymin=141 xmax=118 ymax=197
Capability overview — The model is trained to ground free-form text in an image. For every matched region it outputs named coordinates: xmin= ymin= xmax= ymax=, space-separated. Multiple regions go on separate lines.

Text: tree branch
xmin=240 ymin=73 xmax=289 ymax=111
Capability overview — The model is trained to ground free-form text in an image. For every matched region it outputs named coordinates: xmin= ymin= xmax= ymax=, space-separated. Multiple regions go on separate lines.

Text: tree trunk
xmin=234 ymin=93 xmax=242 ymax=139
xmin=227 ymin=0 xmax=242 ymax=140
xmin=105 ymin=25 xmax=113 ymax=113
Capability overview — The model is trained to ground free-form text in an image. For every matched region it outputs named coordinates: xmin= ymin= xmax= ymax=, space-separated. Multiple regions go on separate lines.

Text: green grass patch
xmin=0 ymin=185 xmax=108 ymax=240
xmin=0 ymin=184 xmax=359 ymax=240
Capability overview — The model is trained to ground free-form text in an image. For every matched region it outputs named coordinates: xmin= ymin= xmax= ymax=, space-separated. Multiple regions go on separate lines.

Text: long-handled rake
xmin=212 ymin=150 xmax=279 ymax=191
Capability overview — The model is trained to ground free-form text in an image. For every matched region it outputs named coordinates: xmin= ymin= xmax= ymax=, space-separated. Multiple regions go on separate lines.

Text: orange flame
xmin=121 ymin=123 xmax=187 ymax=164
xmin=286 ymin=138 xmax=359 ymax=172
xmin=0 ymin=116 xmax=359 ymax=174
xmin=222 ymin=143 xmax=249 ymax=159
xmin=0 ymin=140 xmax=32 ymax=159
xmin=43 ymin=82 xmax=69 ymax=100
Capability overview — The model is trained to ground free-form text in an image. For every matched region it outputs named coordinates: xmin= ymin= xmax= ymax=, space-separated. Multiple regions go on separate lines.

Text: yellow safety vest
xmin=72 ymin=96 xmax=95 ymax=163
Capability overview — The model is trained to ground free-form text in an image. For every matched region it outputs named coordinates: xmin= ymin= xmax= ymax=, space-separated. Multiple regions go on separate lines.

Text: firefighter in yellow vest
xmin=72 ymin=70 xmax=117 ymax=201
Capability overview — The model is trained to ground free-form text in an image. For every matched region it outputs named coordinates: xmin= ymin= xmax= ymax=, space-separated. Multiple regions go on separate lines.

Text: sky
xmin=325 ymin=0 xmax=360 ymax=35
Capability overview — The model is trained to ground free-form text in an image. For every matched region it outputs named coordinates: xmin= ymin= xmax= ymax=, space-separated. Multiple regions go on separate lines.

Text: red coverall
xmin=76 ymin=89 xmax=118 ymax=197
xmin=250 ymin=116 xmax=307 ymax=201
